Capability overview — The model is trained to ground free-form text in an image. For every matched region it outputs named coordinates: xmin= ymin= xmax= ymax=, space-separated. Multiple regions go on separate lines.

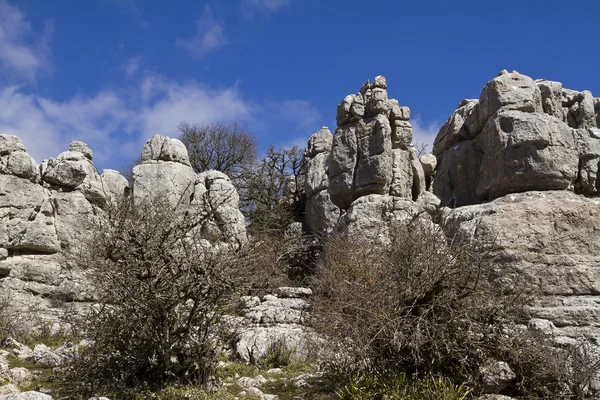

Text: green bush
xmin=334 ymin=370 xmax=470 ymax=400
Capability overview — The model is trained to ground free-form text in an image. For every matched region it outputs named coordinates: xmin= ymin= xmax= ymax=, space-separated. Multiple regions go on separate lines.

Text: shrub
xmin=57 ymin=192 xmax=244 ymax=398
xmin=311 ymin=217 xmax=566 ymax=397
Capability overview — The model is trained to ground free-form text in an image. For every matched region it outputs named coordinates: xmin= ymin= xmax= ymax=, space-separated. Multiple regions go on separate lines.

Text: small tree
xmin=60 ymin=192 xmax=242 ymax=397
xmin=238 ymin=145 xmax=306 ymax=234
xmin=178 ymin=121 xmax=258 ymax=177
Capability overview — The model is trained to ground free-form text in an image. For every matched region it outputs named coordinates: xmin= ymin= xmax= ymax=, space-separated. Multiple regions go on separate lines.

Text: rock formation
xmin=434 ymin=70 xmax=600 ymax=206
xmin=432 ymin=70 xmax=600 ymax=337
xmin=302 ymin=76 xmax=440 ymax=236
xmin=0 ymin=134 xmax=247 ymax=326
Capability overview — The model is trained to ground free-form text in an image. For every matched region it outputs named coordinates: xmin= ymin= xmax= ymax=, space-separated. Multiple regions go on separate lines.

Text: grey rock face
xmin=327 ymin=76 xmax=426 ymax=210
xmin=0 ymin=135 xmax=38 ymax=182
xmin=0 ymin=393 xmax=53 ymax=400
xmin=232 ymin=289 xmax=324 ymax=364
xmin=478 ymin=70 xmax=543 ymax=126
xmin=100 ymin=169 xmax=129 ymax=205
xmin=434 ymin=71 xmax=600 ymax=205
xmin=69 ymin=140 xmax=93 ymax=160
xmin=302 ymin=77 xmax=437 ymax=236
xmin=445 ymin=191 xmax=600 ymax=336
xmin=302 ymin=128 xmax=340 ymax=235
xmin=1 ymin=134 xmax=247 ymax=333
xmin=476 ymin=110 xmax=578 ymax=200
xmin=140 ymin=134 xmax=191 ymax=166
xmin=191 ymin=171 xmax=247 ymax=245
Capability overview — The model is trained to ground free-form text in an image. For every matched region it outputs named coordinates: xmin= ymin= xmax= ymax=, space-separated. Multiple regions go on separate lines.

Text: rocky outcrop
xmin=301 ymin=127 xmax=339 ymax=235
xmin=302 ymin=76 xmax=439 ymax=236
xmin=328 ymin=76 xmax=426 ymax=209
xmin=433 ymin=70 xmax=600 ymax=206
xmin=445 ymin=190 xmax=600 ymax=336
xmin=231 ymin=288 xmax=323 ymax=364
xmin=0 ymin=134 xmax=246 ymax=327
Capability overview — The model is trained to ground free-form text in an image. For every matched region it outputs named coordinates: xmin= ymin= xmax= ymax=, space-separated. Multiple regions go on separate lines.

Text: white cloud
xmin=0 ymin=73 xmax=262 ymax=170
xmin=176 ymin=6 xmax=226 ymax=57
xmin=410 ymin=116 xmax=441 ymax=154
xmin=0 ymin=0 xmax=52 ymax=81
xmin=239 ymin=0 xmax=291 ymax=19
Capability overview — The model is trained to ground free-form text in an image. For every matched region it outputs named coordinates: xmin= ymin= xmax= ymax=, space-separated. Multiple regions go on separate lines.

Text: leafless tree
xmin=178 ymin=121 xmax=258 ymax=177
xmin=59 ymin=191 xmax=244 ymax=396
xmin=237 ymin=145 xmax=306 ymax=233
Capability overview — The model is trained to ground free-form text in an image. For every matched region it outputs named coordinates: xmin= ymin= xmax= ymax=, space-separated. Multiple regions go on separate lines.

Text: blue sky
xmin=1 ymin=0 xmax=599 ymax=172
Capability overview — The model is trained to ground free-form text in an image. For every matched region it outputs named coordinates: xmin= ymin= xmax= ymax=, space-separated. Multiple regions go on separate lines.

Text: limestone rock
xmin=191 ymin=171 xmax=247 ymax=245
xmin=0 ymin=393 xmax=53 ymax=400
xmin=0 ymin=175 xmax=60 ymax=253
xmin=132 ymin=161 xmax=196 ymax=208
xmin=0 ymin=135 xmax=27 ymax=155
xmin=445 ymin=191 xmax=600 ymax=335
xmin=32 ymin=344 xmax=63 ymax=367
xmin=536 ymin=79 xmax=564 ymax=120
xmin=5 ymin=367 xmax=32 ymax=386
xmin=305 ymin=127 xmax=333 ymax=158
xmin=479 ymin=360 xmax=516 ymax=393
xmin=329 ymin=115 xmax=392 ymax=209
xmin=303 ymin=190 xmax=339 ymax=236
xmin=140 ymin=135 xmax=191 ymax=166
xmin=0 ymin=135 xmax=38 ymax=182
xmin=276 ymin=287 xmax=312 ymax=298
xmin=69 ymin=140 xmax=93 ymax=160
xmin=433 ymin=71 xmax=600 ymax=205
xmin=476 ymin=110 xmax=577 ymax=201
xmin=337 ymin=194 xmax=423 ymax=239
xmin=478 ymin=70 xmax=543 ymax=128
xmin=433 ymin=99 xmax=478 ymax=155
xmin=100 ymin=169 xmax=129 ymax=204
xmin=420 ymin=153 xmax=437 ymax=191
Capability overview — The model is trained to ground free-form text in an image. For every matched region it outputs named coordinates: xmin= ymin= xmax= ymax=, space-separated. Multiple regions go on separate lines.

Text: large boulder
xmin=0 ymin=135 xmax=38 ymax=182
xmin=475 ymin=110 xmax=578 ymax=201
xmin=445 ymin=191 xmax=600 ymax=336
xmin=433 ymin=71 xmax=600 ymax=205
xmin=191 ymin=170 xmax=247 ymax=245
xmin=140 ymin=134 xmax=191 ymax=166
xmin=133 ymin=135 xmax=196 ymax=208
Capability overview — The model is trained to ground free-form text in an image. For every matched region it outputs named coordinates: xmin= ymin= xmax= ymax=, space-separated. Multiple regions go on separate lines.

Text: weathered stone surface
xmin=479 ymin=360 xmax=516 ymax=394
xmin=0 ymin=392 xmax=53 ymax=400
xmin=390 ymin=148 xmax=413 ymax=198
xmin=32 ymin=343 xmax=64 ymax=367
xmin=433 ymin=140 xmax=483 ymax=207
xmin=536 ymin=79 xmax=564 ymax=120
xmin=191 ymin=170 xmax=247 ymax=245
xmin=476 ymin=110 xmax=578 ymax=201
xmin=0 ymin=175 xmax=59 ymax=253
xmin=337 ymin=194 xmax=423 ymax=239
xmin=478 ymin=70 xmax=543 ymax=127
xmin=70 ymin=140 xmax=93 ymax=160
xmin=303 ymin=190 xmax=339 ymax=236
xmin=329 ymin=116 xmax=392 ymax=209
xmin=445 ymin=191 xmax=600 ymax=334
xmin=0 ymin=134 xmax=247 ymax=331
xmin=305 ymin=127 xmax=333 ymax=158
xmin=132 ymin=161 xmax=196 ymax=208
xmin=100 ymin=169 xmax=129 ymax=204
xmin=433 ymin=99 xmax=478 ymax=155
xmin=433 ymin=71 xmax=600 ymax=204
xmin=140 ymin=134 xmax=191 ymax=166
xmin=232 ymin=288 xmax=323 ymax=364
